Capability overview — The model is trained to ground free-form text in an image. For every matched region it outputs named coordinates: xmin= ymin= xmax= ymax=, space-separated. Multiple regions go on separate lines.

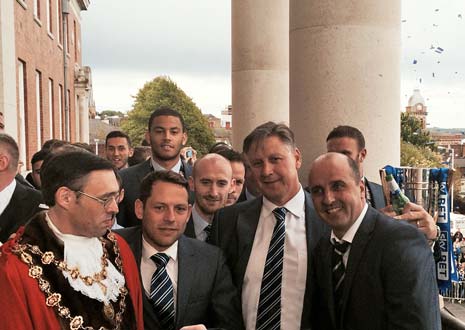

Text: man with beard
xmin=105 ymin=131 xmax=134 ymax=170
xmin=184 ymin=154 xmax=233 ymax=242
xmin=0 ymin=150 xmax=143 ymax=329
xmin=212 ymin=148 xmax=246 ymax=206
xmin=117 ymin=107 xmax=192 ymax=227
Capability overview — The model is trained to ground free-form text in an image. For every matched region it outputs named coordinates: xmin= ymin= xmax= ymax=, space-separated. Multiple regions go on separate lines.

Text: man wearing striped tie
xmin=308 ymin=152 xmax=440 ymax=330
xmin=211 ymin=122 xmax=328 ymax=330
xmin=117 ymin=170 xmax=243 ymax=330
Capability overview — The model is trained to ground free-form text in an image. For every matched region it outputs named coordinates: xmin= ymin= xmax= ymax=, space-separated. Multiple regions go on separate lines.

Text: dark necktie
xmin=204 ymin=224 xmax=212 ymax=243
xmin=256 ymin=207 xmax=287 ymax=330
xmin=331 ymin=240 xmax=350 ymax=323
xmin=150 ymin=253 xmax=175 ymax=330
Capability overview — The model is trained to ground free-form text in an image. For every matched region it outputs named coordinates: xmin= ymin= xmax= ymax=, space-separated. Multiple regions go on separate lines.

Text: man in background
xmin=105 ymin=130 xmax=134 ymax=170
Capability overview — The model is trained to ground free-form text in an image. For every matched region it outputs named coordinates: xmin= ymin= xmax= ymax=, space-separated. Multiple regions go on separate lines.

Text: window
xmin=73 ymin=20 xmax=77 ymax=61
xmin=34 ymin=0 xmax=40 ymax=20
xmin=58 ymin=84 xmax=63 ymax=139
xmin=17 ymin=60 xmax=28 ymax=166
xmin=35 ymin=70 xmax=43 ymax=148
xmin=56 ymin=0 xmax=62 ymax=44
xmin=46 ymin=0 xmax=52 ymax=33
xmin=48 ymin=79 xmax=54 ymax=139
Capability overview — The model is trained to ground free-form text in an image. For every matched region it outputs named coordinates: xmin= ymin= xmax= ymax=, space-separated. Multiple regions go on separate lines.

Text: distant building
xmin=0 ymin=0 xmax=93 ymax=169
xmin=221 ymin=105 xmax=232 ymax=129
xmin=205 ymin=114 xmax=221 ymax=129
xmin=406 ymin=89 xmax=428 ymax=129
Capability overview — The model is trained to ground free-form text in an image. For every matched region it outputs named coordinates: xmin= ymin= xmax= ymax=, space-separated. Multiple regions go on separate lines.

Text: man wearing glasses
xmin=0 ymin=150 xmax=144 ymax=330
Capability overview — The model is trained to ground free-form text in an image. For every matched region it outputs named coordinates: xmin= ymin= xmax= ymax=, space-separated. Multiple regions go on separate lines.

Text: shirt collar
xmin=142 ymin=234 xmax=178 ymax=262
xmin=150 ymin=157 xmax=182 ymax=174
xmin=262 ymin=185 xmax=305 ymax=218
xmin=0 ymin=178 xmax=16 ymax=213
xmin=331 ymin=202 xmax=368 ymax=244
xmin=192 ymin=205 xmax=210 ymax=237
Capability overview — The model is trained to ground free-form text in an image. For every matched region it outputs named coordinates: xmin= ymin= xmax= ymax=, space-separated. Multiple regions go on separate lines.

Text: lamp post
xmin=94 ymin=139 xmax=99 ymax=156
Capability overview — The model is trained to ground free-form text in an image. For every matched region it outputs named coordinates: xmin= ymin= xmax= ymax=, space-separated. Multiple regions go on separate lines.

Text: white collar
xmin=331 ymin=203 xmax=368 ymax=244
xmin=150 ymin=157 xmax=182 ymax=174
xmin=142 ymin=234 xmax=178 ymax=262
xmin=192 ymin=205 xmax=211 ymax=237
xmin=0 ymin=178 xmax=16 ymax=215
xmin=262 ymin=185 xmax=305 ymax=219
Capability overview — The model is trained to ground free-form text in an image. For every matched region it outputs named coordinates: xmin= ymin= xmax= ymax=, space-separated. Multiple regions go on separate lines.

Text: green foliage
xmin=98 ymin=110 xmax=125 ymax=118
xmin=401 ymin=112 xmax=436 ymax=149
xmin=121 ymin=76 xmax=216 ymax=155
xmin=400 ymin=141 xmax=442 ymax=167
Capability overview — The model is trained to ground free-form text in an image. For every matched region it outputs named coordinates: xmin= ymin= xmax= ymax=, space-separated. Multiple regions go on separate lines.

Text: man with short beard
xmin=117 ymin=107 xmax=193 ymax=228
xmin=184 ymin=154 xmax=233 ymax=242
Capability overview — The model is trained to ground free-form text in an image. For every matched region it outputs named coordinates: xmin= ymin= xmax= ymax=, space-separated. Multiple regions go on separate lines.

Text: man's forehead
xmin=152 ymin=115 xmax=183 ymax=128
xmin=107 ymin=137 xmax=129 ymax=146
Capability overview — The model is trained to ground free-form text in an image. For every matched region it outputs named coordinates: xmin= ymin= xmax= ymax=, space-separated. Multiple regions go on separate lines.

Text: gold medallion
xmin=103 ymin=303 xmax=115 ymax=320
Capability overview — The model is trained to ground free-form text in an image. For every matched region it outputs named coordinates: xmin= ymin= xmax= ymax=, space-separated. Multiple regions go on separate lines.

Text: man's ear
xmin=135 ymin=199 xmax=144 ymax=221
xmin=128 ymin=147 xmax=134 ymax=158
xmin=188 ymin=176 xmax=195 ymax=191
xmin=0 ymin=154 xmax=9 ymax=171
xmin=359 ymin=148 xmax=367 ymax=163
xmin=144 ymin=131 xmax=151 ymax=146
xmin=55 ymin=187 xmax=75 ymax=209
xmin=182 ymin=132 xmax=188 ymax=146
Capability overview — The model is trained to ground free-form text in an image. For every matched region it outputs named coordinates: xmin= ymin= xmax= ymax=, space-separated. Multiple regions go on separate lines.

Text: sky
xmin=81 ymin=1 xmax=465 ymax=128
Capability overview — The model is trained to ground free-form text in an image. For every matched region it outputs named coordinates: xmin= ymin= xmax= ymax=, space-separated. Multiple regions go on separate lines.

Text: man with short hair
xmin=0 ymin=134 xmax=43 ymax=243
xmin=213 ymin=148 xmax=245 ymax=206
xmin=117 ymin=107 xmax=192 ymax=227
xmin=308 ymin=152 xmax=440 ymax=330
xmin=25 ymin=149 xmax=50 ymax=189
xmin=117 ymin=171 xmax=243 ymax=330
xmin=0 ymin=150 xmax=143 ymax=329
xmin=184 ymin=154 xmax=233 ymax=241
xmin=326 ymin=125 xmax=439 ymax=241
xmin=211 ymin=122 xmax=328 ymax=330
xmin=105 ymin=130 xmax=134 ymax=170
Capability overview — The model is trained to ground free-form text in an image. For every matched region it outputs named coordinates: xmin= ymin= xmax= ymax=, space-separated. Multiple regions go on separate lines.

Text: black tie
xmin=204 ymin=224 xmax=212 ymax=243
xmin=256 ymin=207 xmax=287 ymax=330
xmin=150 ymin=253 xmax=175 ymax=330
xmin=331 ymin=240 xmax=350 ymax=323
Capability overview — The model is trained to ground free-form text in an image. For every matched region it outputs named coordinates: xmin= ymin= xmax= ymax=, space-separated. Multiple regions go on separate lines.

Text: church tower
xmin=405 ymin=89 xmax=428 ymax=129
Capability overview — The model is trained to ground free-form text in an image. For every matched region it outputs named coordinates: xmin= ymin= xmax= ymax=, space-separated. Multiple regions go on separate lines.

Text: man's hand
xmin=380 ymin=202 xmax=438 ymax=240
xmin=180 ymin=325 xmax=207 ymax=330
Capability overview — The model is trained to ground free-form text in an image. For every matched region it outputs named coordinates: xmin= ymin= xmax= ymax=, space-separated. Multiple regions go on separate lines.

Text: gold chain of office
xmin=11 ymin=231 xmax=128 ymax=330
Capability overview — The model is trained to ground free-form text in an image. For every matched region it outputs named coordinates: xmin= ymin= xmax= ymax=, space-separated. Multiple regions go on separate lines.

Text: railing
xmin=441 ymin=282 xmax=465 ymax=329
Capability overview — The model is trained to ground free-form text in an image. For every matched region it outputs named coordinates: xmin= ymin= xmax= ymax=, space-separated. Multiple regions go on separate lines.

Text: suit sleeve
xmin=382 ymin=225 xmax=441 ymax=330
xmin=208 ymin=249 xmax=245 ymax=330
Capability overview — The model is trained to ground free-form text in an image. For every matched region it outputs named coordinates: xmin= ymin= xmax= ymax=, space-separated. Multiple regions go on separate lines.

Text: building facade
xmin=406 ymin=89 xmax=428 ymax=129
xmin=0 ymin=0 xmax=93 ymax=169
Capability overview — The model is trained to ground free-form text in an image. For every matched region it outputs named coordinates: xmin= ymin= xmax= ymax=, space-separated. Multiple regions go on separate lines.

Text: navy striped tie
xmin=256 ymin=207 xmax=287 ymax=330
xmin=331 ymin=241 xmax=350 ymax=323
xmin=150 ymin=253 xmax=175 ymax=330
xmin=204 ymin=224 xmax=212 ymax=243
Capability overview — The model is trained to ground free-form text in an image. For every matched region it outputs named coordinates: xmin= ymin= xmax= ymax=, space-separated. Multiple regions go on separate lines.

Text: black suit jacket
xmin=0 ymin=181 xmax=43 ymax=242
xmin=311 ymin=207 xmax=441 ymax=330
xmin=116 ymin=227 xmax=244 ymax=330
xmin=210 ymin=190 xmax=329 ymax=329
xmin=365 ymin=178 xmax=386 ymax=210
xmin=117 ymin=159 xmax=193 ymax=227
xmin=184 ymin=214 xmax=196 ymax=239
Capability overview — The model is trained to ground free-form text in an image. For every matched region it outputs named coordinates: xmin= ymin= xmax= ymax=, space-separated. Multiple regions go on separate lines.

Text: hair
xmin=41 ymin=150 xmax=117 ymax=206
xmin=71 ymin=142 xmax=94 ymax=153
xmin=139 ymin=170 xmax=189 ymax=205
xmin=128 ymin=146 xmax=151 ymax=166
xmin=209 ymin=142 xmax=232 ymax=153
xmin=105 ymin=130 xmax=132 ymax=147
xmin=243 ymin=121 xmax=296 ymax=154
xmin=31 ymin=149 xmax=50 ymax=166
xmin=214 ymin=148 xmax=244 ymax=164
xmin=326 ymin=125 xmax=366 ymax=150
xmin=148 ymin=106 xmax=186 ymax=132
xmin=42 ymin=139 xmax=67 ymax=151
xmin=345 ymin=154 xmax=361 ymax=183
xmin=0 ymin=133 xmax=19 ymax=171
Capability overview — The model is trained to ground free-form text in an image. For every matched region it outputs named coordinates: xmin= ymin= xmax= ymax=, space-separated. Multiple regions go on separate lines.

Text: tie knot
xmin=272 ymin=207 xmax=287 ymax=221
xmin=204 ymin=224 xmax=212 ymax=235
xmin=332 ymin=240 xmax=350 ymax=254
xmin=151 ymin=253 xmax=170 ymax=268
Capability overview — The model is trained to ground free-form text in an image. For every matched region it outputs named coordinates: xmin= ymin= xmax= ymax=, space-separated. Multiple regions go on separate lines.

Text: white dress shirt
xmin=0 ymin=179 xmax=16 ymax=216
xmin=140 ymin=235 xmax=179 ymax=308
xmin=330 ymin=203 xmax=368 ymax=266
xmin=191 ymin=205 xmax=210 ymax=242
xmin=243 ymin=186 xmax=307 ymax=330
xmin=151 ymin=158 xmax=182 ymax=174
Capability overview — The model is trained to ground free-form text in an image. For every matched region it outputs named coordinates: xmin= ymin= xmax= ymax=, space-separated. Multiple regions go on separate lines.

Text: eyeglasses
xmin=75 ymin=190 xmax=121 ymax=209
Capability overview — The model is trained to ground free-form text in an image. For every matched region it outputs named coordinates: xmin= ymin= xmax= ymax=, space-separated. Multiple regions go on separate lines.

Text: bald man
xmin=185 ymin=154 xmax=233 ymax=242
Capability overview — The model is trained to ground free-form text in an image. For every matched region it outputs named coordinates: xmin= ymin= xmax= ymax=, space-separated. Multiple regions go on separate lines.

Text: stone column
xmin=232 ymin=0 xmax=289 ymax=149
xmin=78 ymin=93 xmax=89 ymax=143
xmin=0 ymin=0 xmax=17 ymax=137
xmin=290 ymin=0 xmax=401 ymax=182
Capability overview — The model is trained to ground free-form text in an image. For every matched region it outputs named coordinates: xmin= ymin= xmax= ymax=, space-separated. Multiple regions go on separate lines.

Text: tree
xmin=121 ymin=76 xmax=216 ymax=155
xmin=98 ymin=110 xmax=125 ymax=118
xmin=401 ymin=112 xmax=435 ymax=149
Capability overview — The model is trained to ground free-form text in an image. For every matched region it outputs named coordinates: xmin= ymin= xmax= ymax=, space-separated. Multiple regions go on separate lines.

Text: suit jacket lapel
xmin=321 ymin=239 xmax=338 ymax=329
xmin=136 ymin=159 xmax=152 ymax=183
xmin=175 ymin=236 xmax=195 ymax=328
xmin=340 ymin=207 xmax=377 ymax=323
xmin=184 ymin=215 xmax=196 ymax=239
xmin=235 ymin=197 xmax=262 ymax=291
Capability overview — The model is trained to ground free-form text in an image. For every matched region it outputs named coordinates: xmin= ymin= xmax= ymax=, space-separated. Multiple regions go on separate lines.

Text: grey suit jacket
xmin=311 ymin=206 xmax=441 ymax=330
xmin=210 ymin=190 xmax=329 ymax=329
xmin=0 ymin=181 xmax=43 ymax=242
xmin=117 ymin=159 xmax=193 ymax=228
xmin=116 ymin=227 xmax=244 ymax=330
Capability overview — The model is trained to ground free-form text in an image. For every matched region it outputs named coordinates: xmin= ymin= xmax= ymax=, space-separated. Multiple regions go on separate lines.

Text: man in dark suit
xmin=0 ymin=134 xmax=43 ymax=243
xmin=118 ymin=170 xmax=243 ymax=330
xmin=211 ymin=122 xmax=328 ymax=330
xmin=326 ymin=125 xmax=440 ymax=242
xmin=117 ymin=107 xmax=192 ymax=228
xmin=308 ymin=152 xmax=440 ymax=330
xmin=184 ymin=153 xmax=233 ymax=241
